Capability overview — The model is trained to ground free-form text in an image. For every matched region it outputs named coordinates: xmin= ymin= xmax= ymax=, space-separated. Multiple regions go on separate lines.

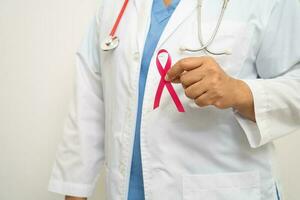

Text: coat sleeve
xmin=234 ymin=0 xmax=300 ymax=148
xmin=48 ymin=10 xmax=105 ymax=197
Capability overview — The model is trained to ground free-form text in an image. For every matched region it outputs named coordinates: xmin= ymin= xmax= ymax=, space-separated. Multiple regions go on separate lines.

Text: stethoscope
xmin=101 ymin=0 xmax=129 ymax=51
xmin=101 ymin=0 xmax=230 ymax=56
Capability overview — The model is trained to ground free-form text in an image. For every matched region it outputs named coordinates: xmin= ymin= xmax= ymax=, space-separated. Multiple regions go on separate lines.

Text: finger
xmin=172 ymin=71 xmax=188 ymax=84
xmin=172 ymin=78 xmax=181 ymax=83
xmin=184 ymin=80 xmax=208 ymax=99
xmin=179 ymin=67 xmax=206 ymax=87
xmin=194 ymin=92 xmax=212 ymax=107
xmin=166 ymin=57 xmax=207 ymax=81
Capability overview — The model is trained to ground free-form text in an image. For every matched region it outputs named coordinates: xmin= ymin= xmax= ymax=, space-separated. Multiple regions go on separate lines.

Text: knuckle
xmin=205 ymin=56 xmax=215 ymax=64
xmin=179 ymin=58 xmax=189 ymax=66
xmin=213 ymin=101 xmax=221 ymax=108
xmin=195 ymin=98 xmax=206 ymax=107
xmin=205 ymin=99 xmax=213 ymax=105
xmin=213 ymin=101 xmax=225 ymax=109
xmin=207 ymin=66 xmax=218 ymax=75
xmin=194 ymin=99 xmax=202 ymax=106
xmin=180 ymin=75 xmax=188 ymax=86
xmin=213 ymin=90 xmax=223 ymax=98
xmin=217 ymin=92 xmax=224 ymax=98
xmin=185 ymin=88 xmax=193 ymax=98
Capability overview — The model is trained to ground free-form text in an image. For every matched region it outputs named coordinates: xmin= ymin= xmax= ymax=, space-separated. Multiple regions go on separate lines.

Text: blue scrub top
xmin=127 ymin=0 xmax=181 ymax=199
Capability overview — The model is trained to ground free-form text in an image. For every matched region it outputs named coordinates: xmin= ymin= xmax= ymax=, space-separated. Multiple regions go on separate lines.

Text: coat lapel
xmin=156 ymin=0 xmax=197 ymax=50
xmin=133 ymin=0 xmax=197 ymax=53
xmin=134 ymin=0 xmax=154 ymax=53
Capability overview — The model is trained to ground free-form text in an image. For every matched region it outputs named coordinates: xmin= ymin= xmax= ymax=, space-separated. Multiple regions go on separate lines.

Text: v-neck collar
xmin=153 ymin=0 xmax=181 ymax=23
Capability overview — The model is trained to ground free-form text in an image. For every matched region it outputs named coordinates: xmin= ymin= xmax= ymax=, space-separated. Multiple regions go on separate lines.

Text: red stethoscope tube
xmin=110 ymin=0 xmax=129 ymax=37
xmin=101 ymin=0 xmax=129 ymax=51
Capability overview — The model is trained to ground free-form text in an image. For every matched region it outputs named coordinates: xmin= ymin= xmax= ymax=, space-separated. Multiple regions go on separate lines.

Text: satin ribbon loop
xmin=153 ymin=49 xmax=185 ymax=112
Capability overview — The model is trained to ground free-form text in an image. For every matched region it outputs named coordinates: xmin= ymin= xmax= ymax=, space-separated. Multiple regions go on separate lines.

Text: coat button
xmin=133 ymin=52 xmax=140 ymax=61
xmin=119 ymin=163 xmax=126 ymax=176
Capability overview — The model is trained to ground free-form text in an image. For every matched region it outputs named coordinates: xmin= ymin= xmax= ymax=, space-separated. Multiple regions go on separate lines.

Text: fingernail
xmin=165 ymin=74 xmax=170 ymax=81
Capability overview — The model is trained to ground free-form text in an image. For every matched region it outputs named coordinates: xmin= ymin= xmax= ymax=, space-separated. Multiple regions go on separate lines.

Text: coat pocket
xmin=182 ymin=171 xmax=261 ymax=200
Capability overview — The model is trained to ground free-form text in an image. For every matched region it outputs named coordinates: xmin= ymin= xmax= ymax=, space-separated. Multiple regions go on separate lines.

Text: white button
xmin=119 ymin=163 xmax=126 ymax=176
xmin=133 ymin=52 xmax=140 ymax=61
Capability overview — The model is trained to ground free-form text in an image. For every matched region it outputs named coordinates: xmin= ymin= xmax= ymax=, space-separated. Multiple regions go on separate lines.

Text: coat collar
xmin=133 ymin=0 xmax=198 ymax=53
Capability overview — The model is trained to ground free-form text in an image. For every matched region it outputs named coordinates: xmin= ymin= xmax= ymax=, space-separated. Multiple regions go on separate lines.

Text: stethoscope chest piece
xmin=101 ymin=36 xmax=120 ymax=51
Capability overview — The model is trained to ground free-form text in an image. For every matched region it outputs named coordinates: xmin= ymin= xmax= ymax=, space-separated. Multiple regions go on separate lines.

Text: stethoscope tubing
xmin=102 ymin=0 xmax=230 ymax=55
xmin=109 ymin=0 xmax=129 ymax=37
xmin=180 ymin=0 xmax=230 ymax=55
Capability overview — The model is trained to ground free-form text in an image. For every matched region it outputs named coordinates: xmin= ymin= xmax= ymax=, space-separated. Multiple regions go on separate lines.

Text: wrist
xmin=232 ymin=79 xmax=256 ymax=121
xmin=233 ymin=79 xmax=253 ymax=108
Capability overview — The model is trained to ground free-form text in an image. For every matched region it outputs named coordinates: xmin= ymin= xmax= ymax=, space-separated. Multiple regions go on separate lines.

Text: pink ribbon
xmin=153 ymin=49 xmax=185 ymax=112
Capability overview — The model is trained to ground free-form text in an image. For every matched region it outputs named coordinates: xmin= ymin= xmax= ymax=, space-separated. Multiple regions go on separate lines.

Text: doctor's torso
xmin=95 ymin=0 xmax=280 ymax=200
xmin=47 ymin=0 xmax=300 ymax=198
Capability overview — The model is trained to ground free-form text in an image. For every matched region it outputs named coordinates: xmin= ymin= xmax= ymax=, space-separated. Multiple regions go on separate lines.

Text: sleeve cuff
xmin=48 ymin=179 xmax=96 ymax=198
xmin=233 ymin=79 xmax=271 ymax=148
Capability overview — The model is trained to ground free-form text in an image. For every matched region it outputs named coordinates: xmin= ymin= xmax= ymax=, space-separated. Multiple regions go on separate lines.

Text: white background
xmin=0 ymin=0 xmax=299 ymax=200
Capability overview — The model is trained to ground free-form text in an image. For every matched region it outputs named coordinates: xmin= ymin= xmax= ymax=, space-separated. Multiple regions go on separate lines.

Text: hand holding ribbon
xmin=165 ymin=56 xmax=255 ymax=121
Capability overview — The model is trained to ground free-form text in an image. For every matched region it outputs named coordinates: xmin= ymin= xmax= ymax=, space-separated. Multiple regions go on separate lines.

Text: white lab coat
xmin=48 ymin=0 xmax=300 ymax=199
